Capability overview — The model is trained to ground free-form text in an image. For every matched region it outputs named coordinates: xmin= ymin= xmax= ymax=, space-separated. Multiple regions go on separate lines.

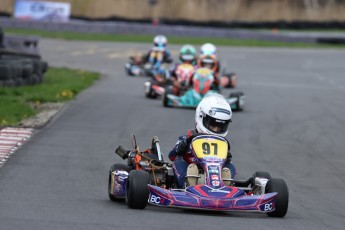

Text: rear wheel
xmin=229 ymin=92 xmax=245 ymax=111
xmin=265 ymin=178 xmax=289 ymax=217
xmin=222 ymin=73 xmax=237 ymax=88
xmin=108 ymin=164 xmax=130 ymax=202
xmin=126 ymin=170 xmax=150 ymax=209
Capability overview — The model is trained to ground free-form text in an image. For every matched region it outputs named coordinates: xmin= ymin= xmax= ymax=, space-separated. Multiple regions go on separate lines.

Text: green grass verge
xmin=4 ymin=28 xmax=345 ymax=48
xmin=0 ymin=67 xmax=99 ymax=126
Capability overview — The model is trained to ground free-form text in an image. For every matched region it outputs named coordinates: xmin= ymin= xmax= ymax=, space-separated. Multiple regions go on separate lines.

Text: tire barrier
xmin=0 ymin=56 xmax=48 ymax=87
xmin=0 ymin=30 xmax=49 ymax=87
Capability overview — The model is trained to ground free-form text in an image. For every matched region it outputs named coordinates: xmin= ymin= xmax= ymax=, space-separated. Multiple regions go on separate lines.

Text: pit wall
xmin=1 ymin=0 xmax=345 ymax=21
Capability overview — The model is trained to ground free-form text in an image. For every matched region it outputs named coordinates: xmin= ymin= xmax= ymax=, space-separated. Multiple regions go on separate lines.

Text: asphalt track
xmin=1 ymin=39 xmax=345 ymax=230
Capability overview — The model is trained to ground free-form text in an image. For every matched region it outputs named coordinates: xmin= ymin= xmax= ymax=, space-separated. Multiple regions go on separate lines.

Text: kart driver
xmin=170 ymin=45 xmax=197 ymax=90
xmin=198 ymin=43 xmax=238 ymax=88
xmin=168 ymin=93 xmax=236 ymax=188
xmin=143 ymin=35 xmax=173 ymax=70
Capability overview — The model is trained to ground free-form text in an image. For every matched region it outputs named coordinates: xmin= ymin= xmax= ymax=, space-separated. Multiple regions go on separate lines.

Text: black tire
xmin=253 ymin=171 xmax=272 ymax=180
xmin=108 ymin=164 xmax=131 ymax=202
xmin=3 ymin=79 xmax=15 ymax=87
xmin=31 ymin=75 xmax=40 ymax=85
xmin=265 ymin=178 xmax=289 ymax=218
xmin=21 ymin=61 xmax=34 ymax=79
xmin=126 ymin=170 xmax=150 ymax=209
xmin=222 ymin=73 xmax=235 ymax=88
xmin=41 ymin=61 xmax=49 ymax=73
xmin=229 ymin=92 xmax=245 ymax=111
xmin=15 ymin=77 xmax=25 ymax=86
xmin=0 ymin=27 xmax=3 ymax=47
xmin=32 ymin=59 xmax=42 ymax=75
xmin=0 ymin=63 xmax=13 ymax=80
xmin=145 ymin=82 xmax=157 ymax=99
xmin=162 ymin=87 xmax=173 ymax=107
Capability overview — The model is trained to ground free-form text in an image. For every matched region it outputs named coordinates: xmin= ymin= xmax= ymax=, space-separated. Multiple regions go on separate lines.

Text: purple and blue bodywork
xmin=110 ymin=170 xmax=128 ymax=199
xmin=110 ymin=135 xmax=278 ymax=213
xmin=148 ymin=185 xmax=277 ymax=212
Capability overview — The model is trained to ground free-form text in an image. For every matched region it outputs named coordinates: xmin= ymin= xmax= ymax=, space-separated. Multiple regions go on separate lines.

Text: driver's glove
xmin=225 ymin=150 xmax=233 ymax=164
xmin=175 ymin=136 xmax=193 ymax=156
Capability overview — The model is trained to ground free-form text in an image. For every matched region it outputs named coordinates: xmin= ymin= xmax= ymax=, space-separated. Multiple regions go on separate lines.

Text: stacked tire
xmin=0 ymin=56 xmax=48 ymax=87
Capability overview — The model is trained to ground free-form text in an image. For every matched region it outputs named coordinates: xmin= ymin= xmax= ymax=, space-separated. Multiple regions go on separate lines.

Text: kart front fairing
xmin=166 ymin=89 xmax=218 ymax=108
xmin=148 ymin=185 xmax=277 ymax=212
xmin=165 ymin=89 xmax=241 ymax=110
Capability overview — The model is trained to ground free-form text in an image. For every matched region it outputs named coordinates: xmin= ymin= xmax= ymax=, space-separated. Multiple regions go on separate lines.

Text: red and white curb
xmin=0 ymin=127 xmax=34 ymax=168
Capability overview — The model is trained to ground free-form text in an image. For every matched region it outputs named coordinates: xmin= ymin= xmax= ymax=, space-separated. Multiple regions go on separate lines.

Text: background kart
xmin=108 ymin=134 xmax=289 ymax=217
xmin=220 ymin=70 xmax=238 ymax=88
xmin=144 ymin=68 xmax=172 ymax=98
xmin=125 ymin=50 xmax=171 ymax=77
xmin=162 ymin=68 xmax=245 ymax=111
xmin=144 ymin=63 xmax=195 ymax=99
xmin=125 ymin=56 xmax=152 ymax=77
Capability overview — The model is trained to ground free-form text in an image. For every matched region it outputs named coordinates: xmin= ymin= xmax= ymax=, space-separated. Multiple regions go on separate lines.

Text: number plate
xmin=191 ymin=136 xmax=228 ymax=160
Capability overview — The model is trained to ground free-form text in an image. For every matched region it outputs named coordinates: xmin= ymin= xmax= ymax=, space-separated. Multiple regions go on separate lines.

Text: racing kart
xmin=124 ymin=54 xmax=149 ymax=76
xmin=108 ymin=134 xmax=289 ymax=217
xmin=144 ymin=68 xmax=172 ymax=99
xmin=220 ymin=70 xmax=237 ymax=89
xmin=144 ymin=63 xmax=194 ymax=99
xmin=162 ymin=67 xmax=245 ymax=111
xmin=125 ymin=51 xmax=170 ymax=77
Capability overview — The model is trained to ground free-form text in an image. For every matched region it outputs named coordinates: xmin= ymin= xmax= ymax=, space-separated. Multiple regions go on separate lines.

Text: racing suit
xmin=168 ymin=129 xmax=236 ymax=188
xmin=143 ymin=49 xmax=173 ymax=69
xmin=196 ymin=59 xmax=222 ymax=91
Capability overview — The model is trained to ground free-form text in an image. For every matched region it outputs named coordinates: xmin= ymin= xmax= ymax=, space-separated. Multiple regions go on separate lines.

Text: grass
xmin=4 ymin=28 xmax=345 ymax=48
xmin=0 ymin=67 xmax=100 ymax=126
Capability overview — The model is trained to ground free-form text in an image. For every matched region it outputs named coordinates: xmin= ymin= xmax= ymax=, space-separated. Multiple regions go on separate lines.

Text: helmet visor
xmin=202 ymin=114 xmax=230 ymax=134
xmin=181 ymin=54 xmax=195 ymax=61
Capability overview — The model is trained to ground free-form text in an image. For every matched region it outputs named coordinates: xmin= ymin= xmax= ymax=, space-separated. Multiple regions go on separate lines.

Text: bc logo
xmin=264 ymin=203 xmax=273 ymax=211
xmin=150 ymin=194 xmax=161 ymax=204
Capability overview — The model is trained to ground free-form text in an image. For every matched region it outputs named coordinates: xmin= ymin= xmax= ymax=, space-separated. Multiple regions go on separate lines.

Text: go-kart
xmin=144 ymin=68 xmax=172 ymax=99
xmin=144 ymin=63 xmax=195 ymax=99
xmin=108 ymin=134 xmax=289 ymax=217
xmin=124 ymin=54 xmax=149 ymax=77
xmin=108 ymin=135 xmax=175 ymax=208
xmin=125 ymin=50 xmax=171 ymax=77
xmin=172 ymin=63 xmax=195 ymax=96
xmin=220 ymin=70 xmax=237 ymax=89
xmin=162 ymin=67 xmax=245 ymax=111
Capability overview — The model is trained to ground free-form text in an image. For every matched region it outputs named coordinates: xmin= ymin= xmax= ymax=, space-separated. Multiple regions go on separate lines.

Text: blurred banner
xmin=13 ymin=0 xmax=71 ymax=22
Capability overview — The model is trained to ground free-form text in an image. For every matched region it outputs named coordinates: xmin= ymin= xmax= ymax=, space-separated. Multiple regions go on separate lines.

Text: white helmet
xmin=200 ymin=43 xmax=216 ymax=56
xmin=195 ymin=94 xmax=232 ymax=137
xmin=153 ymin=35 xmax=167 ymax=51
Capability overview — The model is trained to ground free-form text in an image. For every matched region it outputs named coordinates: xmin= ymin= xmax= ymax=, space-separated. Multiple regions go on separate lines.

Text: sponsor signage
xmin=13 ymin=0 xmax=71 ymax=22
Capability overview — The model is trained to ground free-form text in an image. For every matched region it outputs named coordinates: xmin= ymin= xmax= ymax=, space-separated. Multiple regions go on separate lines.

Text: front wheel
xmin=265 ymin=178 xmax=289 ymax=217
xmin=126 ymin=170 xmax=150 ymax=209
xmin=253 ymin=171 xmax=272 ymax=180
xmin=144 ymin=81 xmax=157 ymax=99
xmin=162 ymin=87 xmax=173 ymax=107
xmin=221 ymin=73 xmax=237 ymax=88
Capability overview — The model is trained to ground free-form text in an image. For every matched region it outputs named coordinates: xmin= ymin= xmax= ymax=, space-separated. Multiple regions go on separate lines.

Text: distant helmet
xmin=195 ymin=93 xmax=232 ymax=137
xmin=200 ymin=43 xmax=216 ymax=56
xmin=198 ymin=54 xmax=217 ymax=71
xmin=179 ymin=45 xmax=196 ymax=63
xmin=153 ymin=35 xmax=168 ymax=51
